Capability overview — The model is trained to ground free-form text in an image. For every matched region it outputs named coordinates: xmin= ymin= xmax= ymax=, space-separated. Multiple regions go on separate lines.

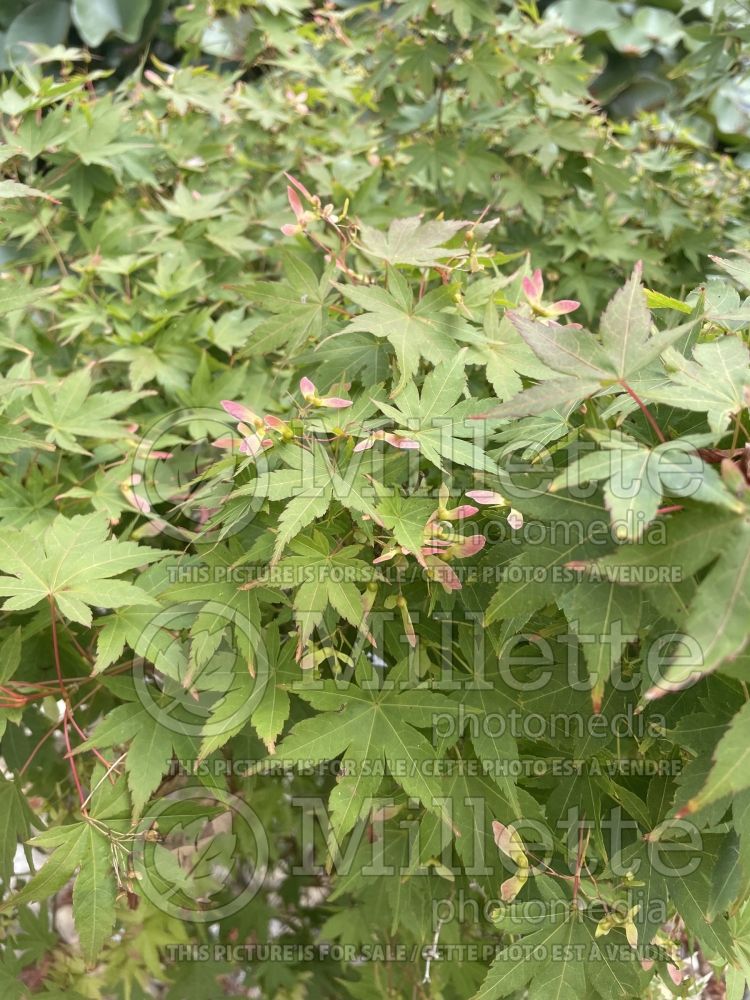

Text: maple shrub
xmin=1 ymin=6 xmax=750 ymax=1000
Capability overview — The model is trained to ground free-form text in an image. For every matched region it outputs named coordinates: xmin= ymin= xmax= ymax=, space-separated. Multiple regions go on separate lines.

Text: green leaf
xmin=667 ymin=856 xmax=734 ymax=960
xmin=710 ymin=251 xmax=750 ymax=290
xmin=376 ymin=495 xmax=434 ymax=555
xmin=599 ymin=262 xmax=652 ymax=378
xmin=4 ymin=0 xmax=70 ymax=66
xmin=559 ymin=578 xmax=641 ymax=711
xmin=708 ymin=832 xmax=744 ymax=920
xmin=506 ymin=313 xmax=613 ymax=379
xmin=0 ymin=415 xmax=55 ymax=455
xmin=71 ymin=0 xmax=151 ymax=47
xmin=0 ymin=627 xmax=21 ymax=684
xmin=594 ymin=507 xmax=740 ymax=582
xmin=548 ymin=0 xmax=624 ymax=33
xmin=0 ymin=512 xmax=163 ymax=626
xmin=470 ymin=912 xmax=582 ymax=999
xmin=0 ymin=282 xmax=56 ymax=316
xmin=272 ymin=485 xmax=333 ymax=562
xmin=645 ymin=337 xmax=750 ymax=433
xmin=80 ymin=700 xmax=195 ymax=816
xmin=251 ymin=625 xmax=294 ymax=753
xmin=356 ymin=216 xmax=471 ymax=267
xmin=339 ymin=281 xmax=473 ymax=395
xmin=27 ymin=368 xmax=147 ymax=453
xmin=675 ymin=521 xmax=750 ymax=681
xmin=0 ymin=179 xmax=57 ymax=200
xmin=646 ymin=515 xmax=750 ymax=695
xmin=274 ymin=661 xmax=461 ymax=822
xmin=485 ymin=376 xmax=603 ymax=419
xmin=485 ymin=535 xmax=598 ymax=625
xmin=371 ymin=355 xmax=497 ymax=471
xmin=689 ymin=702 xmax=750 ymax=813
xmin=242 ymin=252 xmax=331 ymax=358
xmin=71 ymin=826 xmax=117 ymax=965
xmin=645 ymin=289 xmax=692 ymax=313
xmin=0 ymin=775 xmax=31 ymax=885
xmin=0 ymin=824 xmax=86 ymax=911
xmin=551 ymin=432 xmax=742 ymax=541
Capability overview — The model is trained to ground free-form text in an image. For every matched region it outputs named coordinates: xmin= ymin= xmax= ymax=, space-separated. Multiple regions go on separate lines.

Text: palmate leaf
xmin=469 ymin=297 xmax=556 ymax=401
xmin=272 ymin=484 xmax=332 ymax=563
xmin=0 ymin=281 xmax=56 ymax=316
xmin=274 ymin=532 xmax=371 ymax=648
xmin=0 ymin=776 xmax=32 ymax=886
xmin=0 ymin=824 xmax=89 ymax=914
xmin=26 ymin=367 xmax=147 ymax=454
xmin=662 ymin=846 xmax=735 ymax=962
xmin=0 ymin=415 xmax=54 ymax=454
xmin=549 ymin=430 xmax=743 ymax=541
xmin=71 ymin=825 xmax=117 ymax=964
xmin=645 ymin=336 xmax=750 ymax=433
xmin=93 ymin=598 xmax=173 ymax=676
xmin=338 ymin=273 xmax=475 ymax=395
xmin=599 ymin=259 xmax=652 ymax=377
xmin=272 ymin=660 xmax=462 ymax=824
xmin=485 ymin=375 xmax=604 ymax=418
xmin=710 ymin=250 xmax=750 ymax=290
xmin=240 ymin=251 xmax=333 ymax=357
xmin=416 ymin=769 xmax=543 ymax=897
xmin=506 ymin=314 xmax=614 ymax=380
xmin=477 ymin=898 xmax=648 ymax=999
xmin=449 ymin=669 xmax=523 ymax=813
xmin=234 ymin=442 xmax=380 ymax=561
xmin=375 ymin=494 xmax=435 ymax=554
xmin=591 ymin=505 xmax=750 ymax=696
xmin=250 ymin=624 xmax=295 ymax=754
xmin=0 ymin=179 xmax=58 ymax=200
xmin=356 ymin=216 xmax=473 ymax=267
xmin=298 ymin=332 xmax=393 ymax=386
xmin=665 ymin=518 xmax=750 ymax=690
xmin=707 ymin=831 xmax=744 ymax=921
xmin=471 ymin=911 xmax=589 ymax=1000
xmin=0 ymin=512 xmax=164 ymax=626
xmin=371 ymin=352 xmax=498 ymax=472
xmin=486 ymin=264 xmax=694 ymax=419
xmin=484 ymin=533 xmax=605 ymax=626
xmin=593 ymin=506 xmax=740 ymax=585
xmin=77 ymin=698 xmax=197 ymax=816
xmin=0 ymin=769 xmax=122 ymax=965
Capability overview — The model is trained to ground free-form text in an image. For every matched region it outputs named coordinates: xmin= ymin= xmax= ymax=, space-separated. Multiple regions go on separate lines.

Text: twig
xmin=422 ymin=913 xmax=445 ymax=984
xmin=49 ymin=597 xmax=87 ymax=812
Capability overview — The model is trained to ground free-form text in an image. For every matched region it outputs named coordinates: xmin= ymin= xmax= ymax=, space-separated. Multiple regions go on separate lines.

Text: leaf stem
xmin=620 ymin=381 xmax=666 ymax=443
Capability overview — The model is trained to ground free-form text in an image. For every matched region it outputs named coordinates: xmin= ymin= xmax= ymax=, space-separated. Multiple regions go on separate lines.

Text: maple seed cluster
xmin=218 ymin=377 xmax=352 ymax=456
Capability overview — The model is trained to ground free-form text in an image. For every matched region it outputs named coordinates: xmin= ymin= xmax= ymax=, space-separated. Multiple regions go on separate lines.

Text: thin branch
xmin=49 ymin=597 xmax=87 ymax=812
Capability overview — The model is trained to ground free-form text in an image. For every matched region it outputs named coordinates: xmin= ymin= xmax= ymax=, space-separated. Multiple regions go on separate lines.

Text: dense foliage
xmin=0 ymin=2 xmax=749 ymax=999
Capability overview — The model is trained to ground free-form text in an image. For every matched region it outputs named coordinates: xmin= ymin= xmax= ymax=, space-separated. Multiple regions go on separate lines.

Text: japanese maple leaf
xmin=0 ymin=512 xmax=164 ymax=625
xmin=26 ymin=367 xmax=147 ymax=454
xmin=356 ymin=215 xmax=473 ymax=267
xmin=337 ymin=273 xmax=476 ymax=395
xmin=272 ymin=659 xmax=462 ymax=833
